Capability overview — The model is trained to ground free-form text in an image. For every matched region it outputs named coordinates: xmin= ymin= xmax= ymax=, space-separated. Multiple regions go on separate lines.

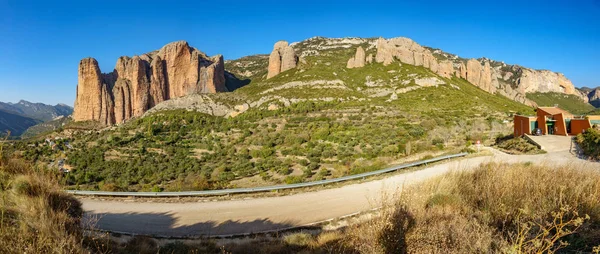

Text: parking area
xmin=525 ymin=134 xmax=573 ymax=153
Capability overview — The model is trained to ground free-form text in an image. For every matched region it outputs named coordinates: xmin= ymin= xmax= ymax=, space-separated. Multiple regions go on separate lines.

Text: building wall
xmin=554 ymin=113 xmax=568 ymax=136
xmin=536 ymin=109 xmax=550 ymax=135
xmin=514 ymin=115 xmax=534 ymax=136
xmin=589 ymin=116 xmax=600 ymax=127
xmin=571 ymin=119 xmax=591 ymax=135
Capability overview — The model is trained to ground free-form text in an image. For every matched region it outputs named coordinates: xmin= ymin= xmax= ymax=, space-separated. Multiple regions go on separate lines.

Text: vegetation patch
xmin=494 ymin=134 xmax=546 ymax=154
xmin=576 ymin=128 xmax=600 ymax=160
xmin=526 ymin=92 xmax=595 ymax=115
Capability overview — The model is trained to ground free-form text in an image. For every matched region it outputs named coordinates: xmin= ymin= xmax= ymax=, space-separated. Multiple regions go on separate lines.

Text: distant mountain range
xmin=0 ymin=100 xmax=73 ymax=137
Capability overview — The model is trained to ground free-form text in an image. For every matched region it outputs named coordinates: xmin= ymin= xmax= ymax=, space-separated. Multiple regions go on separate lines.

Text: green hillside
xmin=0 ymin=110 xmax=41 ymax=137
xmin=19 ymin=38 xmax=535 ymax=192
xmin=21 ymin=116 xmax=72 ymax=139
xmin=526 ymin=92 xmax=595 ymax=115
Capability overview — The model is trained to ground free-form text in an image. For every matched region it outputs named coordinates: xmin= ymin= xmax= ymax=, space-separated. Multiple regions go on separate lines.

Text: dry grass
xmin=0 ymin=155 xmax=87 ymax=253
xmin=344 ymin=162 xmax=600 ymax=253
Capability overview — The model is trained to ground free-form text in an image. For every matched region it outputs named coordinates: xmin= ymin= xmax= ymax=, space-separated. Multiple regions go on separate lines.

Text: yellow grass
xmin=344 ymin=162 xmax=600 ymax=253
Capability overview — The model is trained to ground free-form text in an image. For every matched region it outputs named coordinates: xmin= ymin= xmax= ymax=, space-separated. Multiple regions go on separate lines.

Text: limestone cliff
xmin=73 ymin=41 xmax=227 ymax=125
xmin=370 ymin=37 xmax=582 ymax=106
xmin=374 ymin=37 xmax=453 ymax=78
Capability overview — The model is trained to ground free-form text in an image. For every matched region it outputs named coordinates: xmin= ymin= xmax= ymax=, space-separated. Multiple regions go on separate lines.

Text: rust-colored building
xmin=514 ymin=107 xmax=600 ymax=136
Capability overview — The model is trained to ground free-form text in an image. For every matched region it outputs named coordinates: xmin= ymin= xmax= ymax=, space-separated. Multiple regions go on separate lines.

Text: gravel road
xmin=81 ymin=148 xmax=598 ymax=237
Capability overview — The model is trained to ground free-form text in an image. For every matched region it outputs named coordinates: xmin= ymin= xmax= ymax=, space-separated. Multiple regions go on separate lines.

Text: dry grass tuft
xmin=0 ymin=154 xmax=87 ymax=253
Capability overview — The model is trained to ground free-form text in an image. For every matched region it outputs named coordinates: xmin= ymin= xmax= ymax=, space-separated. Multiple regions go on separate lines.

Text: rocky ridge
xmin=342 ymin=37 xmax=584 ymax=106
xmin=72 ymin=41 xmax=227 ymax=125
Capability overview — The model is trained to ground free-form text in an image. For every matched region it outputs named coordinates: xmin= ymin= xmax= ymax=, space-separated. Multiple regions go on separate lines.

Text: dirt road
xmin=81 ymin=149 xmax=598 ymax=237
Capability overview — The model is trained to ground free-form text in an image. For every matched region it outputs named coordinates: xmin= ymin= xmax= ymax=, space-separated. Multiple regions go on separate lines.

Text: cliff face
xmin=73 ymin=41 xmax=227 ymax=125
xmin=369 ymin=37 xmax=582 ymax=106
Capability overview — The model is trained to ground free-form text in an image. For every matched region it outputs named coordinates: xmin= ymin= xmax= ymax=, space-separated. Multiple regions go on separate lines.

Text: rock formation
xmin=73 ymin=58 xmax=106 ymax=123
xmin=374 ymin=37 xmax=452 ymax=78
xmin=516 ymin=69 xmax=576 ymax=95
xmin=346 ymin=46 xmax=366 ymax=68
xmin=369 ymin=37 xmax=583 ymax=105
xmin=366 ymin=54 xmax=373 ymax=64
xmin=73 ymin=41 xmax=227 ymax=125
xmin=267 ymin=41 xmax=298 ymax=79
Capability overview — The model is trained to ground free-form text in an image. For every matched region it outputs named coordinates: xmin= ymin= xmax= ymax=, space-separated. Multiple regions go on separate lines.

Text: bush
xmin=577 ymin=128 xmax=600 ymax=160
xmin=284 ymin=175 xmax=304 ymax=184
xmin=496 ymin=137 xmax=544 ymax=155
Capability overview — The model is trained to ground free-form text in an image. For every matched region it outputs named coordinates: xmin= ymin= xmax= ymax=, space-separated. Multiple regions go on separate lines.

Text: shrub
xmin=577 ymin=128 xmax=600 ymax=160
xmin=284 ymin=175 xmax=304 ymax=184
xmin=496 ymin=137 xmax=544 ymax=155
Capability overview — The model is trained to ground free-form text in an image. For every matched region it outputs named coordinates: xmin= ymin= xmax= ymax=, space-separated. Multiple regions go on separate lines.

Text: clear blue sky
xmin=1 ymin=0 xmax=599 ymax=106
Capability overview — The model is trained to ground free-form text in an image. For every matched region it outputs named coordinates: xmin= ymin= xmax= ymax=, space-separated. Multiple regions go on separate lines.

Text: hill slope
xmin=25 ymin=37 xmax=538 ymax=191
xmin=526 ymin=92 xmax=595 ymax=115
xmin=0 ymin=109 xmax=41 ymax=136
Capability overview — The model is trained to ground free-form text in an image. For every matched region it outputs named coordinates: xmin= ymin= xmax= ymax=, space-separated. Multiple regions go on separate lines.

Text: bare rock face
xmin=73 ymin=58 xmax=106 ymax=122
xmin=281 ymin=46 xmax=298 ymax=72
xmin=112 ymin=79 xmax=132 ymax=124
xmin=516 ymin=69 xmax=577 ymax=95
xmin=157 ymin=41 xmax=198 ymax=98
xmin=267 ymin=41 xmax=297 ymax=79
xmin=437 ymin=61 xmax=454 ymax=78
xmin=374 ymin=37 xmax=453 ymax=78
xmin=366 ymin=53 xmax=373 ymax=64
xmin=375 ymin=38 xmax=394 ymax=66
xmin=460 ymin=59 xmax=496 ymax=93
xmin=73 ymin=41 xmax=227 ymax=125
xmin=149 ymin=56 xmax=167 ymax=107
xmin=99 ymin=84 xmax=115 ymax=125
xmin=199 ymin=55 xmax=228 ymax=93
xmin=346 ymin=46 xmax=366 ymax=69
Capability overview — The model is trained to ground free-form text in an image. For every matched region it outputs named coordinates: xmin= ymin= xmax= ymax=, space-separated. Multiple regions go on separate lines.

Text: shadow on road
xmin=83 ymin=211 xmax=299 ymax=237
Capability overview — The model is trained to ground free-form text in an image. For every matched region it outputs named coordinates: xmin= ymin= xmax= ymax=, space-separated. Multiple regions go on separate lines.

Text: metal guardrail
xmin=66 ymin=152 xmax=468 ymax=197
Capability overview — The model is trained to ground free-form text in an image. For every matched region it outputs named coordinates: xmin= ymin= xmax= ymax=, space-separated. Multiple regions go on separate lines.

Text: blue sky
xmin=1 ymin=0 xmax=599 ymax=106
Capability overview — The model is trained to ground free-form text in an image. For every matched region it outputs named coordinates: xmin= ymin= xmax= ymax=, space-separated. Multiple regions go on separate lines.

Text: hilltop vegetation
xmin=526 ymin=92 xmax=595 ymax=115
